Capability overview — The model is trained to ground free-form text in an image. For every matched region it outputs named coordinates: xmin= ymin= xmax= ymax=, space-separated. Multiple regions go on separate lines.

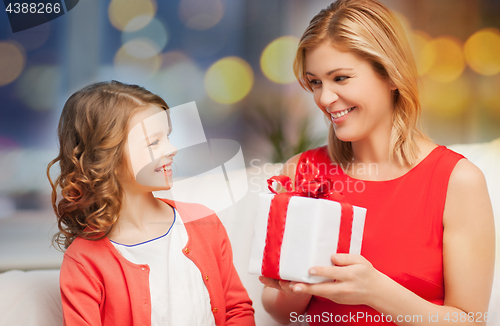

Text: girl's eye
xmin=148 ymin=139 xmax=159 ymax=147
xmin=334 ymin=76 xmax=350 ymax=82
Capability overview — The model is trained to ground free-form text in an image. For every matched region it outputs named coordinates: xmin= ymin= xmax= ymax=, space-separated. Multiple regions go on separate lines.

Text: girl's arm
xmin=216 ymin=217 xmax=256 ymax=325
xmin=290 ymin=159 xmax=495 ymax=325
xmin=260 ymin=153 xmax=314 ymax=324
xmin=60 ymin=255 xmax=103 ymax=326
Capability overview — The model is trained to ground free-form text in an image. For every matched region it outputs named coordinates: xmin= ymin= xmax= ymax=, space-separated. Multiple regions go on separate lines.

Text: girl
xmin=260 ymin=0 xmax=495 ymax=325
xmin=47 ymin=81 xmax=255 ymax=325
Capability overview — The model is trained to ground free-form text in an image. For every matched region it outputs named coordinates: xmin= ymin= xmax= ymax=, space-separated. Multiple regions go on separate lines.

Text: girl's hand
xmin=259 ymin=276 xmax=312 ymax=300
xmin=290 ymin=254 xmax=384 ymax=306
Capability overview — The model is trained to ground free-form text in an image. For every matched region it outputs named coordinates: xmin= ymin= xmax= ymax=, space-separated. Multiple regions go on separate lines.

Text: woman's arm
xmin=290 ymin=159 xmax=495 ymax=325
xmin=260 ymin=153 xmax=314 ymax=325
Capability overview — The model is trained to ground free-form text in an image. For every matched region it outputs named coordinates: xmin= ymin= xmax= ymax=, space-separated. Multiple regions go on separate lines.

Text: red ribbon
xmin=261 ymin=158 xmax=354 ymax=280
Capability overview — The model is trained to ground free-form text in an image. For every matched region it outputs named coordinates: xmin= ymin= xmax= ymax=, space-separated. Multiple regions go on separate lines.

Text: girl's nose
xmin=162 ymin=140 xmax=177 ymax=158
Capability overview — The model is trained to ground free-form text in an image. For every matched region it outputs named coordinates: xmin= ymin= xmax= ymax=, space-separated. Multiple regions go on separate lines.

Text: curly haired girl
xmin=47 ymin=80 xmax=255 ymax=326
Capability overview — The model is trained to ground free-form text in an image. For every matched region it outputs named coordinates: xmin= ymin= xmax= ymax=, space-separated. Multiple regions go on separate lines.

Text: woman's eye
xmin=308 ymin=79 xmax=322 ymax=87
xmin=334 ymin=76 xmax=350 ymax=82
xmin=148 ymin=139 xmax=159 ymax=147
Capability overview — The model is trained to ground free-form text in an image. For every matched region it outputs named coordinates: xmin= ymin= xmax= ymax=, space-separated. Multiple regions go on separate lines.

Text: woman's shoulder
xmin=442 ymin=150 xmax=493 ymax=236
xmin=447 ymin=156 xmax=486 ymax=191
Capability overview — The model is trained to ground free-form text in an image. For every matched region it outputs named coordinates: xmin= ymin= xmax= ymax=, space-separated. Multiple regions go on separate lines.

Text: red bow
xmin=261 ymin=157 xmax=354 ymax=280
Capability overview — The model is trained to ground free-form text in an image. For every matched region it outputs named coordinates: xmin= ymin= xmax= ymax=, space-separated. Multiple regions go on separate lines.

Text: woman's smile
xmin=330 ymin=106 xmax=356 ymax=123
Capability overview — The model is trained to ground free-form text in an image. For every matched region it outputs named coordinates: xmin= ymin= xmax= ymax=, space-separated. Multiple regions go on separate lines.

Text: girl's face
xmin=120 ymin=104 xmax=177 ymax=191
xmin=305 ymin=42 xmax=397 ymax=143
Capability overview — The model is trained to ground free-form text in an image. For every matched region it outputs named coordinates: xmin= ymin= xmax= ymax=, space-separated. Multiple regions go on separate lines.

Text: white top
xmin=110 ymin=209 xmax=216 ymax=326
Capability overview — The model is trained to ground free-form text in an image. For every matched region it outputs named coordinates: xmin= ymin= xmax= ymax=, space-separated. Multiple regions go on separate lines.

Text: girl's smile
xmin=154 ymin=162 xmax=173 ymax=176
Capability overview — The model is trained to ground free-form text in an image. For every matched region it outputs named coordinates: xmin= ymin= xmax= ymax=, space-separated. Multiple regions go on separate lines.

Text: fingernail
xmin=294 ymin=286 xmax=302 ymax=292
xmin=310 ymin=268 xmax=316 ymax=275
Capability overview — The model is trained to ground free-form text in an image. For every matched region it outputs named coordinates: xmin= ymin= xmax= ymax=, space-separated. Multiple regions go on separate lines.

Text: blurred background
xmin=0 ymin=0 xmax=499 ymax=270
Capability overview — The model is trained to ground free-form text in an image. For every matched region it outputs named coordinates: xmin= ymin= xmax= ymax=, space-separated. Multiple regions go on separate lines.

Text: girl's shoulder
xmin=159 ymin=198 xmax=219 ymax=225
xmin=64 ymin=235 xmax=112 ymax=265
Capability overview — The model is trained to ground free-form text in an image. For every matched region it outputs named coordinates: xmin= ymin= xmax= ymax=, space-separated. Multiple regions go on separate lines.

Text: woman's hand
xmin=260 ymin=276 xmax=313 ymax=325
xmin=290 ymin=253 xmax=384 ymax=306
xmin=259 ymin=276 xmax=312 ymax=300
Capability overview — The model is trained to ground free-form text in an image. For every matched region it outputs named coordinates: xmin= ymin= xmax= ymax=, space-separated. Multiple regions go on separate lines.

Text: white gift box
xmin=248 ymin=193 xmax=367 ymax=283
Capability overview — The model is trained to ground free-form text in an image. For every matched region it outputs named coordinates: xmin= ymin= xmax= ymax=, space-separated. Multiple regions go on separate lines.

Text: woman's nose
xmin=319 ymin=87 xmax=339 ymax=108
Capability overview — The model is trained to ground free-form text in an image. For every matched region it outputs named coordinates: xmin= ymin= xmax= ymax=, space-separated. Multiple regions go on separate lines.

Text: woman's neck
xmin=350 ymin=127 xmax=393 ymax=165
xmin=347 ymin=134 xmax=436 ymax=181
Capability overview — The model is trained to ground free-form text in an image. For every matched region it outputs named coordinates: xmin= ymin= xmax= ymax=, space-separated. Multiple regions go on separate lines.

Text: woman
xmin=260 ymin=0 xmax=495 ymax=325
xmin=48 ymin=81 xmax=255 ymax=325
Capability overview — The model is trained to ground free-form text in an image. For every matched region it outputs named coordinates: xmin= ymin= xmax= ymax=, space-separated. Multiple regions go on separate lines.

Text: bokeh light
xmin=108 ymin=0 xmax=157 ymax=32
xmin=421 ymin=76 xmax=471 ymax=119
xmin=114 ymin=43 xmax=162 ymax=80
xmin=122 ymin=18 xmax=169 ymax=57
xmin=10 ymin=23 xmax=51 ymax=52
xmin=478 ymin=75 xmax=500 ymax=119
xmin=409 ymin=31 xmax=435 ymax=76
xmin=148 ymin=51 xmax=205 ymax=104
xmin=16 ymin=65 xmax=61 ymax=111
xmin=464 ymin=28 xmax=500 ymax=76
xmin=179 ymin=0 xmax=224 ymax=31
xmin=393 ymin=11 xmax=412 ymax=38
xmin=181 ymin=27 xmax=228 ymax=58
xmin=205 ymin=57 xmax=253 ymax=104
xmin=260 ymin=36 xmax=299 ymax=84
xmin=0 ymin=41 xmax=26 ymax=87
xmin=424 ymin=37 xmax=465 ymax=83
xmin=123 ymin=39 xmax=159 ymax=59
xmin=0 ymin=137 xmax=19 ymax=149
xmin=160 ymin=51 xmax=191 ymax=68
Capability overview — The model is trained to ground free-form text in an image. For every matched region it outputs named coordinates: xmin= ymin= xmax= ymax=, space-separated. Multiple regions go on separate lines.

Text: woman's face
xmin=305 ymin=42 xmax=397 ymax=143
xmin=120 ymin=104 xmax=177 ymax=191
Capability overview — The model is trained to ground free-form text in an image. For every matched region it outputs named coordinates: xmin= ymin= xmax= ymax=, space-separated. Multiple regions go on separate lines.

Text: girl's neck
xmin=107 ymin=189 xmax=174 ymax=244
xmin=119 ymin=191 xmax=161 ymax=227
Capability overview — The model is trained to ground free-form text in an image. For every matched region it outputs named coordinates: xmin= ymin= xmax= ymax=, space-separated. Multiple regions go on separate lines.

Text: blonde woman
xmin=260 ymin=0 xmax=495 ymax=325
xmin=48 ymin=81 xmax=255 ymax=325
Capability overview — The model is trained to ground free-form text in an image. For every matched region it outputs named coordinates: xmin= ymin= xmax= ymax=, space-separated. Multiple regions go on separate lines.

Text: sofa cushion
xmin=0 ymin=270 xmax=62 ymax=326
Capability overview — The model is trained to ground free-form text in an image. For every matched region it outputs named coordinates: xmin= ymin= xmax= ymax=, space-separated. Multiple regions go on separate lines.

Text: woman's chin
xmin=335 ymin=133 xmax=356 ymax=143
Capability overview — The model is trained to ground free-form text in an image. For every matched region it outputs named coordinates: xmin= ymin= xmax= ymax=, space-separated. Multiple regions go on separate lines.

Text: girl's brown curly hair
xmin=47 ymin=80 xmax=169 ymax=250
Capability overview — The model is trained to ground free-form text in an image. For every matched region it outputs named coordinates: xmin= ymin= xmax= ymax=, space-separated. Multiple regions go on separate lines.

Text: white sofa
xmin=1 ymin=138 xmax=499 ymax=326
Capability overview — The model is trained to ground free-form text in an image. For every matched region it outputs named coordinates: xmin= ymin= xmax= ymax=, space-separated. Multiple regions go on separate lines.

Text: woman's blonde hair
xmin=47 ymin=81 xmax=169 ymax=249
xmin=293 ymin=0 xmax=428 ymax=165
